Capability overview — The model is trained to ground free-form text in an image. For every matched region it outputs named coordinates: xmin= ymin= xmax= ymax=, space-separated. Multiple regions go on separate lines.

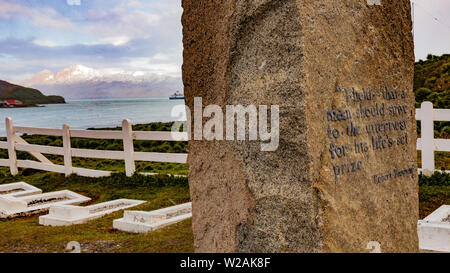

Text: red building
xmin=3 ymin=100 xmax=23 ymax=105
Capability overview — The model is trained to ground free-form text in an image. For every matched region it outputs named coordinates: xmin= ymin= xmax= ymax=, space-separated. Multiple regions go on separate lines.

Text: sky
xmin=0 ymin=0 xmax=449 ymax=83
xmin=0 ymin=0 xmax=183 ymax=82
xmin=413 ymin=0 xmax=450 ymax=61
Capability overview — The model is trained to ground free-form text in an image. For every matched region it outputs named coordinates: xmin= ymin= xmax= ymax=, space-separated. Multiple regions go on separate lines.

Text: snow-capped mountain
xmin=21 ymin=65 xmax=183 ymax=99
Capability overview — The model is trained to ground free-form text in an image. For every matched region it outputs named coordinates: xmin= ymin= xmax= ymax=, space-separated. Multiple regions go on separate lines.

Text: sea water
xmin=0 ymin=98 xmax=186 ymax=136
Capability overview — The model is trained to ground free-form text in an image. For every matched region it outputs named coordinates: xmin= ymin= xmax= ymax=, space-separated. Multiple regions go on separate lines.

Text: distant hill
xmin=414 ymin=54 xmax=450 ymax=109
xmin=414 ymin=54 xmax=450 ymax=138
xmin=0 ymin=80 xmax=65 ymax=106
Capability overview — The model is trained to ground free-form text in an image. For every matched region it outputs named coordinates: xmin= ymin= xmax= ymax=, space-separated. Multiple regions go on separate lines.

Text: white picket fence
xmin=416 ymin=102 xmax=450 ymax=174
xmin=0 ymin=118 xmax=188 ymax=178
xmin=0 ymin=102 xmax=448 ymax=177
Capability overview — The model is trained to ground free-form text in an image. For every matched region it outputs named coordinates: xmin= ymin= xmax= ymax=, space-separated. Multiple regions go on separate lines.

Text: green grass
xmin=0 ymin=171 xmax=193 ymax=253
xmin=417 ymin=151 xmax=450 ymax=170
xmin=0 ymin=167 xmax=447 ymax=252
xmin=418 ymin=172 xmax=450 ymax=219
xmin=0 ymin=121 xmax=192 ymax=253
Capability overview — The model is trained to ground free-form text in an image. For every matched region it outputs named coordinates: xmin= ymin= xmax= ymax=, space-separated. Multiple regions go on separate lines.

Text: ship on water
xmin=169 ymin=91 xmax=185 ymax=100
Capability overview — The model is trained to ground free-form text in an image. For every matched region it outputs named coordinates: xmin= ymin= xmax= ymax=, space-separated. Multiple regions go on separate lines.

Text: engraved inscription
xmin=328 ymin=86 xmax=414 ymax=183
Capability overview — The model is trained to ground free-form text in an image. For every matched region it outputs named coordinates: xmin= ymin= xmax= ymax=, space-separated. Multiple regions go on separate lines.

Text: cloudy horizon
xmin=0 ymin=0 xmax=183 ymax=84
xmin=0 ymin=0 xmax=449 ymax=85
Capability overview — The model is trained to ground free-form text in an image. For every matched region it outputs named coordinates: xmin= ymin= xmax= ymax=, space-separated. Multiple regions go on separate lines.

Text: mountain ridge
xmin=22 ymin=65 xmax=183 ymax=99
xmin=0 ymin=80 xmax=65 ymax=106
xmin=414 ymin=53 xmax=449 ymax=108
xmin=414 ymin=53 xmax=450 ymax=138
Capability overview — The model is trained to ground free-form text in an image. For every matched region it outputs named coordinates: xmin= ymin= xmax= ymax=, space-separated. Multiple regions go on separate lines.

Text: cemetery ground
xmin=0 ymin=171 xmax=193 ymax=253
xmin=0 ymin=122 xmax=193 ymax=253
xmin=0 ymin=122 xmax=447 ymax=252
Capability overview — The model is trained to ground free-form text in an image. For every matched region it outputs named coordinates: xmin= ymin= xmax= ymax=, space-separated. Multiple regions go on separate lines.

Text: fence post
xmin=421 ymin=102 xmax=435 ymax=174
xmin=62 ymin=124 xmax=73 ymax=177
xmin=5 ymin=117 xmax=18 ymax=176
xmin=122 ymin=119 xmax=135 ymax=177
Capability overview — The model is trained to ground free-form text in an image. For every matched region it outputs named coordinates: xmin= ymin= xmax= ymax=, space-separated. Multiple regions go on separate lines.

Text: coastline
xmin=0 ymin=104 xmax=47 ymax=108
xmin=0 ymin=98 xmax=186 ymax=137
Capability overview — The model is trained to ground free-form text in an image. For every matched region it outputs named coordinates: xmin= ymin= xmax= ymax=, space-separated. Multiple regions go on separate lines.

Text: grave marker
xmin=0 ymin=190 xmax=90 ymax=218
xmin=0 ymin=182 xmax=42 ymax=198
xmin=113 ymin=203 xmax=192 ymax=233
xmin=39 ymin=199 xmax=146 ymax=226
xmin=418 ymin=205 xmax=450 ymax=252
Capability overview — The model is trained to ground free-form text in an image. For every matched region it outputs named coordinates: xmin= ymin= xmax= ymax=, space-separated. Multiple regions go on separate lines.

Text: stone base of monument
xmin=418 ymin=205 xmax=450 ymax=253
xmin=0 ymin=182 xmax=42 ymax=198
xmin=0 ymin=190 xmax=90 ymax=219
xmin=39 ymin=199 xmax=146 ymax=226
xmin=113 ymin=203 xmax=192 ymax=233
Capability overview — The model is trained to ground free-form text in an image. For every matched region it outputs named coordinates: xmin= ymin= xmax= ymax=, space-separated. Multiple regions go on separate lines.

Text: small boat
xmin=169 ymin=91 xmax=185 ymax=100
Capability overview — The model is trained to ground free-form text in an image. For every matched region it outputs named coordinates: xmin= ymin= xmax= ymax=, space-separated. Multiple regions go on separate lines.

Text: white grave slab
xmin=0 ymin=182 xmax=42 ymax=198
xmin=39 ymin=199 xmax=146 ymax=226
xmin=418 ymin=205 xmax=450 ymax=253
xmin=0 ymin=190 xmax=91 ymax=218
xmin=113 ymin=202 xmax=192 ymax=233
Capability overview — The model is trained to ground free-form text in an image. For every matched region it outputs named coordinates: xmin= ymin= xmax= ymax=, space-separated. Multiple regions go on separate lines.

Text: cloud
xmin=84 ymin=8 xmax=171 ymax=46
xmin=0 ymin=0 xmax=22 ymax=18
xmin=0 ymin=0 xmax=184 ymax=82
xmin=0 ymin=37 xmax=153 ymax=62
xmin=0 ymin=0 xmax=75 ymax=30
xmin=67 ymin=0 xmax=81 ymax=6
xmin=0 ymin=36 xmax=182 ymax=81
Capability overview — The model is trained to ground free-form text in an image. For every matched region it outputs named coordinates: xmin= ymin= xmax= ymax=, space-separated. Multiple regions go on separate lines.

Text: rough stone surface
xmin=182 ymin=0 xmax=418 ymax=253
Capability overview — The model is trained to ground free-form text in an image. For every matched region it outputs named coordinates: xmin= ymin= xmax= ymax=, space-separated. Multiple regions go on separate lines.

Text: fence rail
xmin=0 ymin=102 xmax=448 ymax=178
xmin=0 ymin=118 xmax=188 ymax=178
xmin=416 ymin=102 xmax=450 ymax=174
